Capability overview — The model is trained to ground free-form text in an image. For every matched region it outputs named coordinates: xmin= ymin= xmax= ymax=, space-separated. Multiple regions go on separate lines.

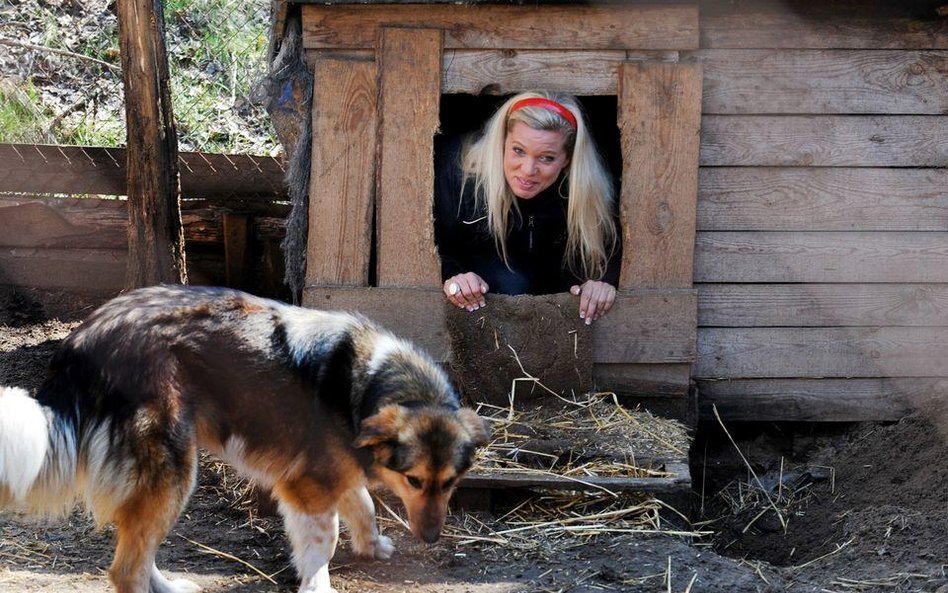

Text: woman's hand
xmin=444 ymin=273 xmax=489 ymax=311
xmin=570 ymin=280 xmax=616 ymax=325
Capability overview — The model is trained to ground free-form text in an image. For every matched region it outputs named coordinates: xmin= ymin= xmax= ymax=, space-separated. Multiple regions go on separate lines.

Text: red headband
xmin=509 ymin=97 xmax=578 ymax=129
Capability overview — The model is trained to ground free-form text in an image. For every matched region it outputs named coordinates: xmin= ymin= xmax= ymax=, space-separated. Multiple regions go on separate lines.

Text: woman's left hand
xmin=570 ymin=280 xmax=616 ymax=325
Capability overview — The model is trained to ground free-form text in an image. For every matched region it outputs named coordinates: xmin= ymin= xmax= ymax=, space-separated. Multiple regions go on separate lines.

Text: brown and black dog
xmin=0 ymin=285 xmax=488 ymax=593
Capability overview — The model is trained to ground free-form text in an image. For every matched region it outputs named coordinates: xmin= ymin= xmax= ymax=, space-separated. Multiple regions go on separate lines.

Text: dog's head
xmin=355 ymin=404 xmax=489 ymax=543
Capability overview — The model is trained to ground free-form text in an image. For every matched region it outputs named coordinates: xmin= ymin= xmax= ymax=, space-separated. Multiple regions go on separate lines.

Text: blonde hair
xmin=460 ymin=91 xmax=617 ymax=281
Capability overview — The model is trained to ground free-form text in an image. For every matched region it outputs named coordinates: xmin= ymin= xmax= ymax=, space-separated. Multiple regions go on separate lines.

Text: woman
xmin=434 ymin=91 xmax=620 ymax=325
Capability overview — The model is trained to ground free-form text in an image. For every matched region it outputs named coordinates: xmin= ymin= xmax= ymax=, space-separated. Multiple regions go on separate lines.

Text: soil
xmin=1 ymin=287 xmax=946 ymax=593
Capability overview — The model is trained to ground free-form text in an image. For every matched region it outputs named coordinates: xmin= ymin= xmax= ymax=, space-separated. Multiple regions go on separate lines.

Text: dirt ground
xmin=1 ymin=287 xmax=946 ymax=593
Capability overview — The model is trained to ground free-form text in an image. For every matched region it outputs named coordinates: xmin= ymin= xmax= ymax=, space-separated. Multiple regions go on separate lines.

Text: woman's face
xmin=503 ymin=121 xmax=570 ymax=200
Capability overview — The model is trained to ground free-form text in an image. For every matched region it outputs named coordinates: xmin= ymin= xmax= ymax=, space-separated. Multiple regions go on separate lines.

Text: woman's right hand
xmin=444 ymin=273 xmax=489 ymax=311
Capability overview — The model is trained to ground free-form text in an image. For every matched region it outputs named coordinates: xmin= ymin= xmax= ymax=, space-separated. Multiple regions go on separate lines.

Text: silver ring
xmin=448 ymin=282 xmax=459 ymax=296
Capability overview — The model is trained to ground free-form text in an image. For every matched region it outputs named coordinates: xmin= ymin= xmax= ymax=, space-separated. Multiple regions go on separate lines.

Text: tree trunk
xmin=117 ymin=0 xmax=187 ymax=288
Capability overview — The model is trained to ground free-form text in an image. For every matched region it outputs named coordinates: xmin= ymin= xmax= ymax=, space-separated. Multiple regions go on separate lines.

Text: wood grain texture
xmin=441 ymin=50 xmax=678 ymax=95
xmin=302 ymin=287 xmax=697 ymax=365
xmin=376 ymin=27 xmax=443 ymax=288
xmin=696 ymin=327 xmax=948 ymax=378
xmin=462 ymin=470 xmax=690 ymax=493
xmin=0 ymin=144 xmax=286 ymax=198
xmin=698 ymin=377 xmax=948 ymax=422
xmin=698 ymin=168 xmax=948 ymax=231
xmin=593 ymin=363 xmax=691 ymax=397
xmin=701 ymin=4 xmax=948 ymax=50
xmin=695 ymin=231 xmax=948 ymax=283
xmin=698 ymin=283 xmax=948 ymax=328
xmin=699 ymin=115 xmax=948 ymax=167
xmin=302 ymin=4 xmax=699 ymax=50
xmin=0 ymin=247 xmax=126 ymax=291
xmin=618 ymin=62 xmax=702 ymax=290
xmin=694 ymin=50 xmax=948 ymax=114
xmin=305 ymin=55 xmax=377 ymax=286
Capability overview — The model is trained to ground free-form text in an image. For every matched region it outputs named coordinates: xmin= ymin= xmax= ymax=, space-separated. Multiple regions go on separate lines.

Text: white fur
xmin=218 ymin=435 xmax=304 ymax=489
xmin=338 ymin=486 xmax=394 ymax=559
xmin=279 ymin=307 xmax=357 ymax=368
xmin=366 ymin=334 xmax=404 ymax=376
xmin=278 ymin=500 xmax=340 ymax=593
xmin=150 ymin=564 xmax=202 ymax=593
xmin=0 ymin=387 xmax=50 ymax=501
xmin=75 ymin=421 xmax=136 ymax=524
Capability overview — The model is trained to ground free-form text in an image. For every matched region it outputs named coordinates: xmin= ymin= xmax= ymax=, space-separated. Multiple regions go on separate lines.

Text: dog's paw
xmin=351 ymin=534 xmax=395 ymax=560
xmin=298 ymin=586 xmax=338 ymax=593
xmin=372 ymin=535 xmax=395 ymax=560
xmin=168 ymin=578 xmax=202 ymax=593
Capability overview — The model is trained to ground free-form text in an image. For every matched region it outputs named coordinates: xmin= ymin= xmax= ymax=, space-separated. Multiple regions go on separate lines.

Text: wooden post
xmin=117 ymin=0 xmax=187 ymax=287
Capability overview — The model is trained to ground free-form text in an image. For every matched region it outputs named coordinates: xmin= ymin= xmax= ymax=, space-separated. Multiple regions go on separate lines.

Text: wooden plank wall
xmin=0 ymin=145 xmax=288 ymax=294
xmin=691 ymin=0 xmax=948 ymax=421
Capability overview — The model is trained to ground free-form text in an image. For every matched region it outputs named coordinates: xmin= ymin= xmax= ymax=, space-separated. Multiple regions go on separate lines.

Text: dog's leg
xmin=337 ymin=486 xmax=394 ymax=560
xmin=277 ymin=498 xmax=340 ymax=593
xmin=109 ymin=450 xmax=198 ymax=593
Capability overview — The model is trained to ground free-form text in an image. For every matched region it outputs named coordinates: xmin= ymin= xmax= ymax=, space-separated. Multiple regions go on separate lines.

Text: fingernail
xmin=579 ymin=312 xmax=585 ymax=319
xmin=585 ymin=318 xmax=592 ymax=326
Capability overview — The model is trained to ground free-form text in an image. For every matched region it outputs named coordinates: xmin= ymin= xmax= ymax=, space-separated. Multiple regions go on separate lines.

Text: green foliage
xmin=0 ymin=81 xmax=51 ymax=143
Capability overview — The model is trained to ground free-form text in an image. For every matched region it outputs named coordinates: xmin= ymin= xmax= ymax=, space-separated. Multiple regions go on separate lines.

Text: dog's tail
xmin=0 ymin=386 xmax=78 ymax=514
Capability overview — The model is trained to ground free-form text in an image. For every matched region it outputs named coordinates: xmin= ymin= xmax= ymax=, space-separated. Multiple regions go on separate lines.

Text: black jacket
xmin=433 ymin=135 xmax=620 ymax=295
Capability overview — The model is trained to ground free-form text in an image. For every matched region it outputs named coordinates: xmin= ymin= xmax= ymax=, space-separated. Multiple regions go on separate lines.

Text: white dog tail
xmin=0 ymin=386 xmax=77 ymax=513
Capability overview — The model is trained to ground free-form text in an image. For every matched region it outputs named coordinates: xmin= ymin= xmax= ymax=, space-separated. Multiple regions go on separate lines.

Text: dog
xmin=0 ymin=285 xmax=488 ymax=593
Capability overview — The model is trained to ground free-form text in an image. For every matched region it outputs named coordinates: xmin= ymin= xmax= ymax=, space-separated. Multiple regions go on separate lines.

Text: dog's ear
xmin=457 ymin=408 xmax=490 ymax=447
xmin=354 ymin=404 xmax=405 ymax=448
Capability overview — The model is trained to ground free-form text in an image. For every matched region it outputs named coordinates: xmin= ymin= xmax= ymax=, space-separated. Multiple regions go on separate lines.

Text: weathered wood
xmin=696 ymin=232 xmax=948 ymax=283
xmin=618 ymin=62 xmax=702 ymax=290
xmin=117 ymin=0 xmax=186 ymax=287
xmin=0 ymin=144 xmax=287 ymax=198
xmin=301 ymin=287 xmax=697 ymax=365
xmin=0 ymin=199 xmax=126 ymax=249
xmin=695 ymin=50 xmax=948 ymax=114
xmin=0 ymin=247 xmax=126 ymax=292
xmin=698 ymin=168 xmax=948 ymax=231
xmin=305 ymin=54 xmax=377 ymax=286
xmin=700 ymin=116 xmax=948 ymax=167
xmin=699 ymin=377 xmax=948 ymax=422
xmin=376 ymin=27 xmax=442 ymax=288
xmin=594 ymin=363 xmax=691 ymax=398
xmin=302 ymin=4 xmax=699 ymax=50
xmin=699 ymin=283 xmax=948 ymax=328
xmin=696 ymin=327 xmax=948 ymax=379
xmin=223 ymin=212 xmax=250 ymax=289
xmin=441 ymin=50 xmax=678 ymax=96
xmin=701 ymin=3 xmax=948 ymax=49
xmin=461 ymin=469 xmax=690 ymax=493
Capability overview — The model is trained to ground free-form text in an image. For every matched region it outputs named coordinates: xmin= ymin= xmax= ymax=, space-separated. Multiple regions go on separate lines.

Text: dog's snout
xmin=419 ymin=525 xmax=441 ymax=544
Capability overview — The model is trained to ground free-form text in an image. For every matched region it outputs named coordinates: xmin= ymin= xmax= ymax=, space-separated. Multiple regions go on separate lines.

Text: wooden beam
xmin=301 ymin=287 xmax=696 ymax=365
xmin=696 ymin=50 xmax=948 ymax=115
xmin=461 ymin=469 xmax=690 ymax=494
xmin=376 ymin=27 xmax=442 ymax=288
xmin=117 ymin=0 xmax=186 ymax=287
xmin=699 ymin=283 xmax=948 ymax=328
xmin=695 ymin=231 xmax=948 ymax=283
xmin=618 ymin=62 xmax=702 ymax=290
xmin=0 ymin=144 xmax=287 ymax=198
xmin=305 ymin=54 xmax=377 ymax=287
xmin=0 ymin=247 xmax=126 ymax=292
xmin=699 ymin=115 xmax=948 ymax=167
xmin=441 ymin=50 xmax=679 ymax=96
xmin=696 ymin=327 xmax=948 ymax=379
xmin=223 ymin=212 xmax=250 ymax=289
xmin=698 ymin=168 xmax=948 ymax=231
xmin=698 ymin=377 xmax=948 ymax=422
xmin=302 ymin=4 xmax=699 ymax=50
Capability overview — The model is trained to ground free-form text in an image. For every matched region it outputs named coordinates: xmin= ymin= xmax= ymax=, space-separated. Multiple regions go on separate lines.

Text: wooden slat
xmin=695 ymin=231 xmax=948 ymax=283
xmin=0 ymin=247 xmax=126 ymax=292
xmin=594 ymin=363 xmax=692 ymax=398
xmin=302 ymin=4 xmax=699 ymax=50
xmin=301 ymin=287 xmax=697 ymax=365
xmin=695 ymin=50 xmax=948 ymax=114
xmin=699 ymin=378 xmax=948 ymax=422
xmin=702 ymin=4 xmax=948 ymax=50
xmin=0 ymin=144 xmax=286 ymax=198
xmin=462 ymin=469 xmax=690 ymax=493
xmin=376 ymin=27 xmax=442 ymax=287
xmin=700 ymin=116 xmax=948 ymax=167
xmin=696 ymin=327 xmax=948 ymax=378
xmin=223 ymin=212 xmax=250 ymax=289
xmin=699 ymin=283 xmax=948 ymax=328
xmin=441 ymin=50 xmax=678 ymax=96
xmin=305 ymin=54 xmax=377 ymax=286
xmin=618 ymin=62 xmax=702 ymax=290
xmin=698 ymin=168 xmax=948 ymax=231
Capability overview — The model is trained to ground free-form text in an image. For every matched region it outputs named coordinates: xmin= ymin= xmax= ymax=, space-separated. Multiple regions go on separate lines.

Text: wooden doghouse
xmin=283 ymin=0 xmax=702 ymax=425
